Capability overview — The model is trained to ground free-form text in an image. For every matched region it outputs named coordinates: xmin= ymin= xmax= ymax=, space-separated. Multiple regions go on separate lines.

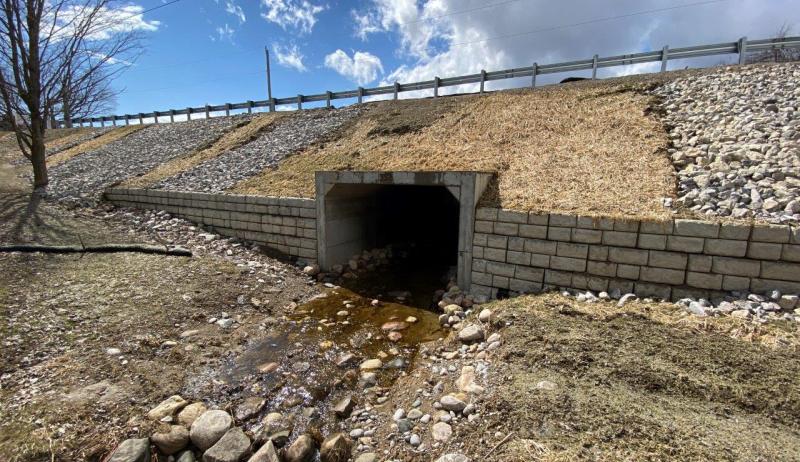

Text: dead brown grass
xmin=230 ymin=76 xmax=675 ymax=219
xmin=43 ymin=128 xmax=103 ymax=153
xmin=47 ymin=125 xmax=145 ymax=167
xmin=474 ymin=293 xmax=800 ymax=461
xmin=123 ymin=113 xmax=283 ymax=188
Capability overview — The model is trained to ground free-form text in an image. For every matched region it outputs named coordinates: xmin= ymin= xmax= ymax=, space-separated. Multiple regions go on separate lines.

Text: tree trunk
xmin=30 ymin=121 xmax=48 ymax=190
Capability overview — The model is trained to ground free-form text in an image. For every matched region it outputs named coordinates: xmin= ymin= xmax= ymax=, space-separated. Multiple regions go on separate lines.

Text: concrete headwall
xmin=105 ymin=188 xmax=317 ymax=262
xmin=471 ymin=208 xmax=800 ymax=300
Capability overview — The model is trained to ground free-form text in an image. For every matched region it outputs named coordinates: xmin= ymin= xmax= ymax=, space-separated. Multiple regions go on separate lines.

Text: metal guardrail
xmin=70 ymin=35 xmax=800 ymax=127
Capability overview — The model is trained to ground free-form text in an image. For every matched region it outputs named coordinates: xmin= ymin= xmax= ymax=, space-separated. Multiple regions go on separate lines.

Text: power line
xmin=447 ymin=0 xmax=729 ymax=48
xmin=122 ymin=0 xmax=183 ymax=21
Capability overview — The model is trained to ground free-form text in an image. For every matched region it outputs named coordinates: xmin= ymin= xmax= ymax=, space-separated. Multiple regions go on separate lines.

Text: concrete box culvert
xmin=315 ymin=171 xmax=494 ymax=292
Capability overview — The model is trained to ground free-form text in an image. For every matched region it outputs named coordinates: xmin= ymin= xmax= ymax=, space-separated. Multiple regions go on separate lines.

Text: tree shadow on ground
xmin=0 ymin=191 xmax=89 ymax=245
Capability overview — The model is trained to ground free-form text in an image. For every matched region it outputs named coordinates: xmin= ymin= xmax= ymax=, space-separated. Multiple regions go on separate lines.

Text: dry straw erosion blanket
xmin=231 ymin=79 xmax=674 ymax=220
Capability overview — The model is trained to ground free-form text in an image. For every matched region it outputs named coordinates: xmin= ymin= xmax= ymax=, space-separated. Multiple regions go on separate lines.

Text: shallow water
xmin=217 ymin=282 xmax=446 ymax=440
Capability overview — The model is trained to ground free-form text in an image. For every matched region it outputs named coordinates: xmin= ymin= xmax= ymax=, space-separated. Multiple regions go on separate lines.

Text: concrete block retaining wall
xmin=105 ymin=188 xmax=317 ymax=262
xmin=470 ymin=208 xmax=800 ymax=300
xmin=103 ymin=186 xmax=800 ymax=300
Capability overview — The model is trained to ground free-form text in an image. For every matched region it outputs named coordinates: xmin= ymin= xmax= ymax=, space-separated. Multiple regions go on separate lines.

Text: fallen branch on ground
xmin=0 ymin=243 xmax=192 ymax=256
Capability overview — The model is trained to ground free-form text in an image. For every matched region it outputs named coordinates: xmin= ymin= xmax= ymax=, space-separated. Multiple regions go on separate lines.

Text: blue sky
xmin=106 ymin=0 xmax=800 ymax=117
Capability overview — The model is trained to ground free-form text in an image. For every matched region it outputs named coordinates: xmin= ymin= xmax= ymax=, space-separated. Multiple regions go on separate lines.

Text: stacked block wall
xmin=105 ymin=188 xmax=317 ymax=262
xmin=471 ymin=208 xmax=800 ymax=300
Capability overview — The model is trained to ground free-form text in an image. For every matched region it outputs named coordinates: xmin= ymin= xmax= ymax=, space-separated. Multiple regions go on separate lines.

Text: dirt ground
xmin=0 ymin=133 xmax=319 ymax=461
xmin=463 ymin=295 xmax=800 ymax=461
xmin=230 ymin=73 xmax=676 ymax=220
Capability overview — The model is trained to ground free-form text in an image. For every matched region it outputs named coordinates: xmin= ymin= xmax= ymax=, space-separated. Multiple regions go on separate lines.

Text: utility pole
xmin=265 ymin=46 xmax=274 ymax=112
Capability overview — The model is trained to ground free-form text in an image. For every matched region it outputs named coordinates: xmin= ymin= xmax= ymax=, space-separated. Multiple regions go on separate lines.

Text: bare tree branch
xmin=0 ymin=0 xmax=144 ymax=190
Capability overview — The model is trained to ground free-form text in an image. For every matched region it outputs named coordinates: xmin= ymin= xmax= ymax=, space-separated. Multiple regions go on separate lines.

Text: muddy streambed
xmin=186 ymin=284 xmax=446 ymax=447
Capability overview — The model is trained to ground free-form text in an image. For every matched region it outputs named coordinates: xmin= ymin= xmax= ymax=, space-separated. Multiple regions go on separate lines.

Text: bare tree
xmin=747 ymin=23 xmax=800 ymax=64
xmin=0 ymin=0 xmax=142 ymax=191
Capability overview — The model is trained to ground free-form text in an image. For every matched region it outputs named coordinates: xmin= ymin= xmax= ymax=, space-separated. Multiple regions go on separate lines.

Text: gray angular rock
xmin=203 ymin=427 xmax=251 ymax=462
xmin=284 ymin=434 xmax=317 ymax=462
xmin=234 ymin=397 xmax=266 ymax=421
xmin=439 ymin=395 xmax=467 ymax=413
xmin=320 ymin=433 xmax=351 ymax=462
xmin=457 ymin=324 xmax=484 ymax=343
xmin=333 ymin=396 xmax=355 ymax=418
xmin=248 ymin=440 xmax=280 ymax=462
xmin=190 ymin=410 xmax=233 ymax=451
xmin=108 ymin=438 xmax=150 ymax=462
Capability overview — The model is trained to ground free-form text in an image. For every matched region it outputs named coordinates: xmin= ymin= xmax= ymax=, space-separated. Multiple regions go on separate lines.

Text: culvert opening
xmin=320 ymin=183 xmax=460 ymax=308
xmin=316 ymin=171 xmax=493 ymax=307
xmin=374 ymin=185 xmax=459 ymax=265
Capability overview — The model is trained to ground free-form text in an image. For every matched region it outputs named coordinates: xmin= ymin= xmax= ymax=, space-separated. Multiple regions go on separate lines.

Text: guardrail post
xmin=591 ymin=54 xmax=599 ymax=79
xmin=269 ymin=98 xmax=275 ymax=112
xmin=738 ymin=36 xmax=748 ymax=64
xmin=154 ymin=112 xmax=159 ymax=124
xmin=124 ymin=115 xmax=129 ymax=126
xmin=169 ymin=110 xmax=175 ymax=123
xmin=326 ymin=91 xmax=332 ymax=108
xmin=186 ymin=108 xmax=192 ymax=121
xmin=205 ymin=105 xmax=210 ymax=119
xmin=100 ymin=118 xmax=105 ymax=127
xmin=225 ymin=103 xmax=231 ymax=117
xmin=357 ymin=87 xmax=364 ymax=104
xmin=247 ymin=101 xmax=253 ymax=113
xmin=393 ymin=82 xmax=399 ymax=100
xmin=480 ymin=70 xmax=486 ymax=93
xmin=531 ymin=63 xmax=537 ymax=87
xmin=297 ymin=95 xmax=303 ymax=110
xmin=434 ymin=77 xmax=440 ymax=97
xmin=660 ymin=45 xmax=669 ymax=72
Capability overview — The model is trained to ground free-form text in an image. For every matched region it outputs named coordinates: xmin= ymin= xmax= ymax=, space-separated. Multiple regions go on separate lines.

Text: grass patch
xmin=476 ymin=293 xmax=800 ymax=461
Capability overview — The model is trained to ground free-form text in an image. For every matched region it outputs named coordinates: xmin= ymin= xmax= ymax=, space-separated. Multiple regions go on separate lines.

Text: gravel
xmin=153 ymin=107 xmax=360 ymax=193
xmin=655 ymin=64 xmax=800 ymax=224
xmin=47 ymin=115 xmax=250 ymax=204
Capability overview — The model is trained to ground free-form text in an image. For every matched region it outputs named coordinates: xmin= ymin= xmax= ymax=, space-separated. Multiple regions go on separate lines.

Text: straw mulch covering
xmin=230 ymin=77 xmax=675 ymax=220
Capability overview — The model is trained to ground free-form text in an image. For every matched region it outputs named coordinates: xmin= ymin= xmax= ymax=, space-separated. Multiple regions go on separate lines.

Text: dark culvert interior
xmin=322 ymin=184 xmax=460 ymax=308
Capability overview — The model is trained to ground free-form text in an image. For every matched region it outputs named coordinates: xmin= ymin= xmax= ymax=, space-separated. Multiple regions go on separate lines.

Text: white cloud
xmin=260 ymin=0 xmax=325 ymax=34
xmin=225 ymin=0 xmax=246 ymax=23
xmin=213 ymin=23 xmax=235 ymax=42
xmin=358 ymin=0 xmax=800 ymax=96
xmin=54 ymin=4 xmax=160 ymax=41
xmin=273 ymin=43 xmax=307 ymax=72
xmin=324 ymin=49 xmax=384 ymax=85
